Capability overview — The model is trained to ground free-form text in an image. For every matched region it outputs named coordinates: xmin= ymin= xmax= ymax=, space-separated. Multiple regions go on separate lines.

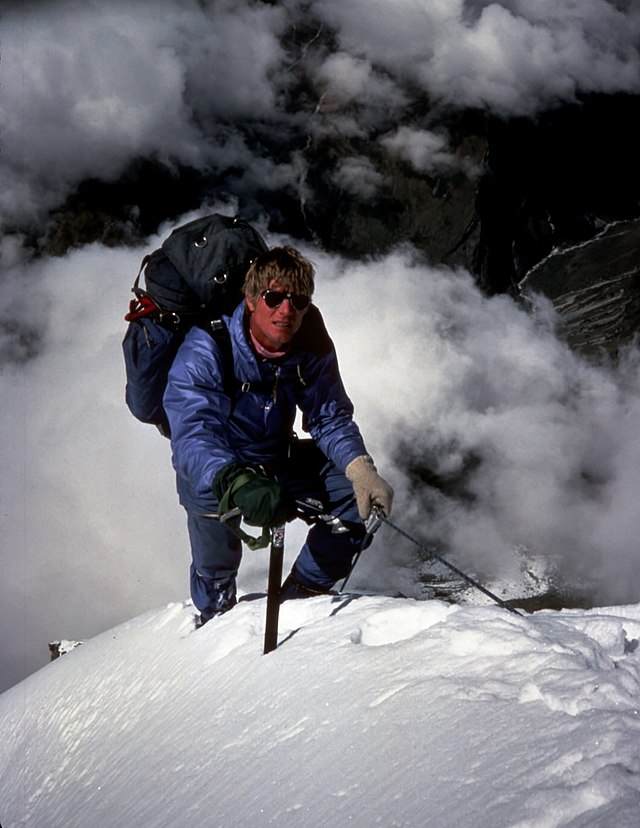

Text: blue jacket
xmin=164 ymin=302 xmax=368 ymax=496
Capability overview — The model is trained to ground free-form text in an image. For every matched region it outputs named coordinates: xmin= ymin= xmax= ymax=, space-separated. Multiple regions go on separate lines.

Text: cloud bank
xmin=3 ymin=228 xmax=640 ymax=691
xmin=315 ymin=249 xmax=640 ymax=603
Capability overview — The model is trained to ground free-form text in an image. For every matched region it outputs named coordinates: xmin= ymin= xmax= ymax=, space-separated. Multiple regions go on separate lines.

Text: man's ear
xmin=245 ymin=293 xmax=256 ymax=312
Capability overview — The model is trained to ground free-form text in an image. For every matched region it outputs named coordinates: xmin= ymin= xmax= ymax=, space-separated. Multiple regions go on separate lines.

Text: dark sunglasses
xmin=260 ymin=289 xmax=311 ymax=311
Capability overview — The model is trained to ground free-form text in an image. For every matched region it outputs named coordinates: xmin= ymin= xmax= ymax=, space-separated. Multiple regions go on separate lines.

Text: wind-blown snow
xmin=1 ymin=595 xmax=640 ymax=826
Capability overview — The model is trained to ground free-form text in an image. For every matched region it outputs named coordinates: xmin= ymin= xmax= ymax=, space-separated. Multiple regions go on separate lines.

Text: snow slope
xmin=2 ymin=594 xmax=640 ymax=827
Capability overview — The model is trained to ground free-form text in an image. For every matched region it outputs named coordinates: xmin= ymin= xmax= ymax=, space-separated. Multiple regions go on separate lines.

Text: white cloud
xmin=331 ymin=156 xmax=385 ymax=198
xmin=0 ymin=0 xmax=289 ymax=228
xmin=316 ymin=51 xmax=408 ymax=110
xmin=380 ymin=126 xmax=470 ymax=175
xmin=314 ymin=0 xmax=640 ymax=115
xmin=5 ymin=1 xmax=639 ymax=231
xmin=313 ymin=249 xmax=640 ymax=603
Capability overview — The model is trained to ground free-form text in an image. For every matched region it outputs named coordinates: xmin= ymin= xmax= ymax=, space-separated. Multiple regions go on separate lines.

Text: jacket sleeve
xmin=296 ymin=346 xmax=368 ymax=472
xmin=163 ymin=328 xmax=239 ymax=496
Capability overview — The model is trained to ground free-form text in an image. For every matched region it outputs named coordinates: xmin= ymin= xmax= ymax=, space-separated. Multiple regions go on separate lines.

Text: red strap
xmin=124 ymin=294 xmax=159 ymax=322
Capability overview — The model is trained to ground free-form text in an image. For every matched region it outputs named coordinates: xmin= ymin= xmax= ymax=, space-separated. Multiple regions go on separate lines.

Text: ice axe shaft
xmin=262 ymin=500 xmax=347 ymax=655
xmin=263 ymin=523 xmax=285 ymax=654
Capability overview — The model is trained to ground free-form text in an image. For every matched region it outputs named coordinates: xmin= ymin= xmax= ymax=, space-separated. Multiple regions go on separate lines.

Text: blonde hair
xmin=243 ymin=246 xmax=315 ymax=300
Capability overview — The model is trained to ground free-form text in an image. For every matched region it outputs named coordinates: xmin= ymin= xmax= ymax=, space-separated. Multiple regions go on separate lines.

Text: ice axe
xmin=263 ymin=522 xmax=286 ymax=655
xmin=218 ymin=506 xmax=285 ymax=654
xmin=262 ymin=499 xmax=350 ymax=655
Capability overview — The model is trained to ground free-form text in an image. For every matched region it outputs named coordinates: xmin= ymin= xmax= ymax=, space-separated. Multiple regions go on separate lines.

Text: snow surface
xmin=2 ymin=593 xmax=640 ymax=827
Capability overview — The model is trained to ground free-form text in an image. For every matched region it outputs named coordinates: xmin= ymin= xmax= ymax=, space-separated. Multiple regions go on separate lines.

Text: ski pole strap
xmin=219 ymin=516 xmax=271 ymax=551
xmin=217 ymin=470 xmax=256 ymax=517
xmin=379 ymin=513 xmax=525 ymax=617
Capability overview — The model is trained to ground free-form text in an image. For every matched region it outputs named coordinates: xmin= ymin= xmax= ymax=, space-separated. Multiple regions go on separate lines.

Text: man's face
xmin=246 ymin=280 xmax=309 ymax=352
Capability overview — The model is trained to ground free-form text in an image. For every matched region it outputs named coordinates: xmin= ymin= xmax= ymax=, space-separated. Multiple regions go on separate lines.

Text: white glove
xmin=345 ymin=455 xmax=394 ymax=521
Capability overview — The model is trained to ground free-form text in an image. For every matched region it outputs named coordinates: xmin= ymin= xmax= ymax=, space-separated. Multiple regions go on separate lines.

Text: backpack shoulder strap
xmin=209 ymin=322 xmax=236 ymax=398
xmin=205 ymin=320 xmax=276 ymax=399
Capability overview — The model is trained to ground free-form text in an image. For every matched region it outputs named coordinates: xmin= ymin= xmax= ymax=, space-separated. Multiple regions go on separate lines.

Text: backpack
xmin=122 ymin=213 xmax=268 ymax=436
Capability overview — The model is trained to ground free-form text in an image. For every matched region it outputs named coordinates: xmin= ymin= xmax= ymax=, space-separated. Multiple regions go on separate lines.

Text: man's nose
xmin=278 ymin=297 xmax=297 ymax=312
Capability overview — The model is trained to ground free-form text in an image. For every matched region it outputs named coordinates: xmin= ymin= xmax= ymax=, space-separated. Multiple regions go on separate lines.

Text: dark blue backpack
xmin=122 ymin=214 xmax=268 ymax=436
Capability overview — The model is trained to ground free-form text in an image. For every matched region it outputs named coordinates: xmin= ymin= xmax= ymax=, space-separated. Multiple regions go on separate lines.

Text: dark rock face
xmin=44 ymin=160 xmax=213 ymax=256
xmin=296 ymin=94 xmax=640 ymax=354
xmin=519 ymin=218 xmax=640 ymax=355
xmin=298 ymin=110 xmax=487 ymax=266
xmin=49 ymin=640 xmax=83 ymax=660
xmin=472 ymin=95 xmax=640 ymax=295
xmin=34 ymin=91 xmax=640 ymax=354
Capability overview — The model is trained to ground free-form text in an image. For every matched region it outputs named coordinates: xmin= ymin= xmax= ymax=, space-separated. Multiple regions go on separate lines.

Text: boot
xmin=279 ymin=573 xmax=329 ymax=603
xmin=196 ymin=577 xmax=237 ymax=627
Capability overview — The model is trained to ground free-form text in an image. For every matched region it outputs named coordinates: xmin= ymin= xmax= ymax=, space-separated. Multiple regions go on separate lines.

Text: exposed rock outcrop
xmin=519 ymin=219 xmax=640 ymax=356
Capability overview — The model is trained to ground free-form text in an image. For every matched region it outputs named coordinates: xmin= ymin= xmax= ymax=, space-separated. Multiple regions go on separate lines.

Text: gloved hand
xmin=345 ymin=455 xmax=394 ymax=521
xmin=213 ymin=462 xmax=292 ymax=528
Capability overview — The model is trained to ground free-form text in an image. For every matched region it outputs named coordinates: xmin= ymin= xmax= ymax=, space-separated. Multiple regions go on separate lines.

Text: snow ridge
xmin=1 ymin=595 xmax=640 ymax=827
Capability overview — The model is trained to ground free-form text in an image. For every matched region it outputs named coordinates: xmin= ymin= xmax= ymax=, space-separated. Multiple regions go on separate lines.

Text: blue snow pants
xmin=176 ymin=439 xmax=367 ymax=614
